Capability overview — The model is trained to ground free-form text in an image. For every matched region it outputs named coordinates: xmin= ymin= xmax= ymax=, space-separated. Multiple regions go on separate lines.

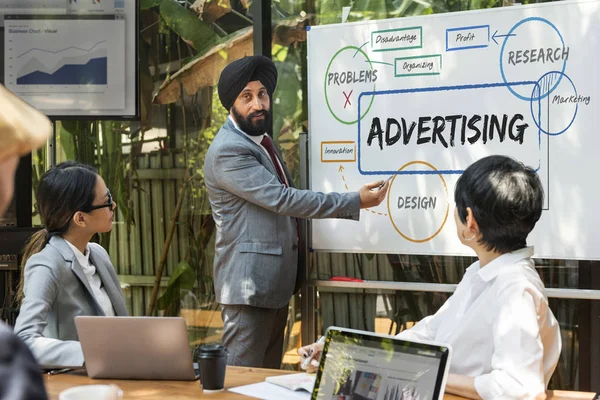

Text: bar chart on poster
xmin=0 ymin=0 xmax=138 ymax=118
xmin=307 ymin=0 xmax=599 ymax=259
xmin=5 ymin=16 xmax=125 ymax=110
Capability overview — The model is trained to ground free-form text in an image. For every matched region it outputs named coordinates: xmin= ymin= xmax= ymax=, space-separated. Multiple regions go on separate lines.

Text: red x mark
xmin=343 ymin=90 xmax=353 ymax=109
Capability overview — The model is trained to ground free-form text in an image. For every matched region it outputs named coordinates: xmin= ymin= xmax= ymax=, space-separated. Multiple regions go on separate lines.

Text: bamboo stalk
xmin=146 ymin=177 xmax=189 ymax=316
xmin=146 ymin=79 xmax=190 ymax=317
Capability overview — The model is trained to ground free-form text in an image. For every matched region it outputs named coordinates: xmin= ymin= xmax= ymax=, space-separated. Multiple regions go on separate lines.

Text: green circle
xmin=324 ymin=46 xmax=376 ymax=125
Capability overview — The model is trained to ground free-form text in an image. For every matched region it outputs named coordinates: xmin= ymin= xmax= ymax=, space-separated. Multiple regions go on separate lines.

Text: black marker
xmin=377 ymin=175 xmax=395 ymax=190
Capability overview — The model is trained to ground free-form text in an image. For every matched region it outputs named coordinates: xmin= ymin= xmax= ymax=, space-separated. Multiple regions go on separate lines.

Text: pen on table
xmin=301 ymin=336 xmax=326 ymax=370
xmin=48 ymin=368 xmax=73 ymax=375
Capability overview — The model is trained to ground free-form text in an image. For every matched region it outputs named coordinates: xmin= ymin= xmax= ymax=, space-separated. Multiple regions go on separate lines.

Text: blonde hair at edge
xmin=0 ymin=84 xmax=52 ymax=302
xmin=0 ymin=85 xmax=51 ymax=162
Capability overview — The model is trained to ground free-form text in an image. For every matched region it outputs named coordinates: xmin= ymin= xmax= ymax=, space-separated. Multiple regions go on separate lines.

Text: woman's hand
xmin=297 ymin=341 xmax=324 ymax=373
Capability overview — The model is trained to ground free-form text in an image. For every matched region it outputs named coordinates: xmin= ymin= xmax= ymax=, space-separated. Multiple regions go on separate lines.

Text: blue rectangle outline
xmin=445 ymin=25 xmax=490 ymax=52
xmin=356 ymin=81 xmax=540 ymax=176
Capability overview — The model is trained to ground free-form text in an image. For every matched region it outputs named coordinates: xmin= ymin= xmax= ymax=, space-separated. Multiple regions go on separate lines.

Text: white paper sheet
xmin=228 ymin=382 xmax=312 ymax=400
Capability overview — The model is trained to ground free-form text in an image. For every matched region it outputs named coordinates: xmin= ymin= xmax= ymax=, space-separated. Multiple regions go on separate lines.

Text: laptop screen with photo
xmin=312 ymin=327 xmax=451 ymax=400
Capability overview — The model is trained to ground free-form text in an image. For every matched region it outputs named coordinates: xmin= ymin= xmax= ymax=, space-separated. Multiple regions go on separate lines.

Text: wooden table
xmin=44 ymin=366 xmax=596 ymax=400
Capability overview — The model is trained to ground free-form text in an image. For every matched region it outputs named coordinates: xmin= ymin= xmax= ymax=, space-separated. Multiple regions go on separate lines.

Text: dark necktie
xmin=260 ymin=135 xmax=287 ymax=186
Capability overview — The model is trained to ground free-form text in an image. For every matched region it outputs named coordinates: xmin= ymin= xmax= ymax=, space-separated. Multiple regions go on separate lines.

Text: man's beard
xmin=231 ymin=106 xmax=272 ymax=137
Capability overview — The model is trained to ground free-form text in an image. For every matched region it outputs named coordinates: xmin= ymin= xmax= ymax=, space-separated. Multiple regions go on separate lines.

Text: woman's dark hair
xmin=17 ymin=161 xmax=98 ymax=302
xmin=454 ymin=155 xmax=544 ymax=254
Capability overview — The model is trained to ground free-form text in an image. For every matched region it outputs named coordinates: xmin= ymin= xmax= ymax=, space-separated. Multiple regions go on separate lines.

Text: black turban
xmin=217 ymin=55 xmax=278 ymax=110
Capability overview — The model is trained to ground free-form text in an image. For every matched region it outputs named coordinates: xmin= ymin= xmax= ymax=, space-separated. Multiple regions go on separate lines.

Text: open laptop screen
xmin=312 ymin=327 xmax=451 ymax=400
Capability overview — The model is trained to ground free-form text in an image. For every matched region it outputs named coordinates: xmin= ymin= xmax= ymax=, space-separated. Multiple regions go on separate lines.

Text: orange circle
xmin=386 ymin=161 xmax=449 ymax=243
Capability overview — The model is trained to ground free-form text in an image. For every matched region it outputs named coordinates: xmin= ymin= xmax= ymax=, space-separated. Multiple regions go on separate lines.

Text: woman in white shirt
xmin=14 ymin=161 xmax=128 ymax=367
xmin=299 ymin=155 xmax=561 ymax=400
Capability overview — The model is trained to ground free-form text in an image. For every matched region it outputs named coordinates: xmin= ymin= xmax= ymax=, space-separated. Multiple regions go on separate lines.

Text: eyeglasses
xmin=85 ymin=190 xmax=113 ymax=212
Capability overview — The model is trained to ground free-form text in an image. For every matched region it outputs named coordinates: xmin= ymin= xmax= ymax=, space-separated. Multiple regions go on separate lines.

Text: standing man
xmin=204 ymin=55 xmax=389 ymax=368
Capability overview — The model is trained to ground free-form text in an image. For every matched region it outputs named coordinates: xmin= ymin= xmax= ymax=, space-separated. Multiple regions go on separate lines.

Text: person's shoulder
xmin=214 ymin=130 xmax=260 ymax=158
xmin=0 ymin=322 xmax=48 ymax=400
xmin=0 ymin=321 xmax=15 ymax=338
xmin=0 ymin=322 xmax=22 ymax=363
xmin=208 ymin=124 xmax=247 ymax=152
xmin=0 ymin=322 xmax=22 ymax=353
xmin=25 ymin=242 xmax=63 ymax=269
xmin=493 ymin=258 xmax=547 ymax=299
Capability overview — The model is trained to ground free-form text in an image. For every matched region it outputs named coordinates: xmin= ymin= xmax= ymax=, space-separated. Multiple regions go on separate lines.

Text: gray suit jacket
xmin=14 ymin=236 xmax=127 ymax=367
xmin=204 ymin=119 xmax=360 ymax=309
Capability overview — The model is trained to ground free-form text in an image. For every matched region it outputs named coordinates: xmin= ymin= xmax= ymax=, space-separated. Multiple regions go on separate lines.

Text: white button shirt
xmin=65 ymin=240 xmax=115 ymax=317
xmin=397 ymin=247 xmax=561 ymax=400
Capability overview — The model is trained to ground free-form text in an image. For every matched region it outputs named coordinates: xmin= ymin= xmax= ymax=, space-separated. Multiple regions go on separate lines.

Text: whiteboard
xmin=307 ymin=0 xmax=600 ymax=259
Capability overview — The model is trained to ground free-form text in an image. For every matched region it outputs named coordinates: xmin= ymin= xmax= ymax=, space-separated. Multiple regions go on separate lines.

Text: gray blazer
xmin=204 ymin=119 xmax=360 ymax=309
xmin=14 ymin=236 xmax=127 ymax=367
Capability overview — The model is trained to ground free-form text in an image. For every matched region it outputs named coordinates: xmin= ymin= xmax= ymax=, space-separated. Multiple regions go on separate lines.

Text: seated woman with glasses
xmin=14 ymin=161 xmax=128 ymax=367
xmin=300 ymin=155 xmax=561 ymax=400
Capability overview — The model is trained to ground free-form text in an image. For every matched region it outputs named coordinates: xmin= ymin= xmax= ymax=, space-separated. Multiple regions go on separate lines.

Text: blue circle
xmin=500 ymin=17 xmax=566 ymax=101
xmin=529 ymin=71 xmax=578 ymax=136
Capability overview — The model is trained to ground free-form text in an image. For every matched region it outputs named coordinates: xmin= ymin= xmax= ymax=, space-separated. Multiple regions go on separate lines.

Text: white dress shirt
xmin=228 ymin=115 xmax=289 ymax=186
xmin=396 ymin=247 xmax=561 ymax=400
xmin=65 ymin=240 xmax=115 ymax=317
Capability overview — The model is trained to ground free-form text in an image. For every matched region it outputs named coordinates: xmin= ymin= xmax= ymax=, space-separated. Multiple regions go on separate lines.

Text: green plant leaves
xmin=157 ymin=261 xmax=197 ymax=312
xmin=159 ymin=0 xmax=220 ymax=51
xmin=141 ymin=0 xmax=164 ymax=10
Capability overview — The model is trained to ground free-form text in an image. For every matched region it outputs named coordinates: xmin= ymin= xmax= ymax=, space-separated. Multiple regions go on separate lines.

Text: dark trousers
xmin=221 ymin=304 xmax=289 ymax=369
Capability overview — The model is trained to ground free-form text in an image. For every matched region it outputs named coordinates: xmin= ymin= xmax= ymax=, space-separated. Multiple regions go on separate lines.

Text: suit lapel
xmin=225 ymin=119 xmax=284 ymax=181
xmin=89 ymin=249 xmax=128 ymax=316
xmin=49 ymin=236 xmax=103 ymax=314
xmin=71 ymin=258 xmax=106 ymax=315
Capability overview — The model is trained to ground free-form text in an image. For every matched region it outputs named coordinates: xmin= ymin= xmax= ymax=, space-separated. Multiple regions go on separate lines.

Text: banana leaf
xmin=157 ymin=261 xmax=196 ymax=314
xmin=159 ymin=0 xmax=219 ymax=51
xmin=141 ymin=0 xmax=163 ymax=9
xmin=153 ymin=26 xmax=253 ymax=104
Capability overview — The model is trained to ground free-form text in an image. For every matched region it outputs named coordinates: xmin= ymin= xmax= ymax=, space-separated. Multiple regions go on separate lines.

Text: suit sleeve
xmin=210 ymin=141 xmax=361 ymax=220
xmin=14 ymin=259 xmax=84 ymax=367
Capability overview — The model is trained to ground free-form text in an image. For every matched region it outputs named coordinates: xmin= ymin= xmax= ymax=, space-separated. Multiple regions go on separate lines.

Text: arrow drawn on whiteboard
xmin=491 ymin=30 xmax=516 ymax=45
xmin=338 ymin=165 xmax=388 ymax=217
xmin=338 ymin=165 xmax=349 ymax=190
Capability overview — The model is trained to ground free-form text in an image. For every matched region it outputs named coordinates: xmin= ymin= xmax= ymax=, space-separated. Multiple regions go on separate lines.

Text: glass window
xmin=312 ymin=255 xmax=594 ymax=390
xmin=269 ymin=0 xmax=599 ymax=390
xmin=27 ymin=0 xmax=257 ymax=359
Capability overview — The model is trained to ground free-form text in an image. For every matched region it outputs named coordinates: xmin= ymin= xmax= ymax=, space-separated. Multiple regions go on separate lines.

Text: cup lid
xmin=198 ymin=344 xmax=228 ymax=357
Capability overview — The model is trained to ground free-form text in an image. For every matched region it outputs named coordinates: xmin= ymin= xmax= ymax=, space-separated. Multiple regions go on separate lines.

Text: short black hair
xmin=454 ymin=155 xmax=543 ymax=254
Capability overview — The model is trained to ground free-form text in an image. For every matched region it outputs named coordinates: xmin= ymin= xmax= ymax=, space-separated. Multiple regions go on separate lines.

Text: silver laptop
xmin=75 ymin=316 xmax=197 ymax=380
xmin=312 ymin=327 xmax=452 ymax=400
